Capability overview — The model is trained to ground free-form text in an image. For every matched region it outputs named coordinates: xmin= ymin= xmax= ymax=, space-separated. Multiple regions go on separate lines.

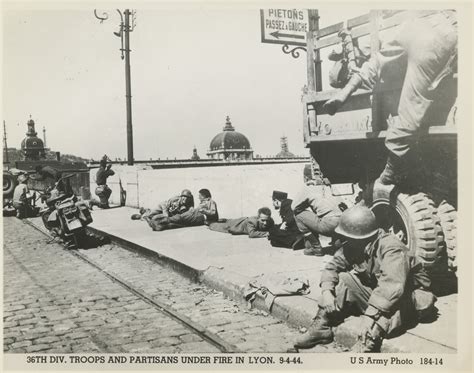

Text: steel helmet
xmin=335 ymin=205 xmax=378 ymax=240
xmin=180 ymin=189 xmax=193 ymax=198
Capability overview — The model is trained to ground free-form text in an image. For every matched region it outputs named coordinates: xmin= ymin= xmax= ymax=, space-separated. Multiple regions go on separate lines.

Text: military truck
xmin=302 ymin=10 xmax=457 ymax=273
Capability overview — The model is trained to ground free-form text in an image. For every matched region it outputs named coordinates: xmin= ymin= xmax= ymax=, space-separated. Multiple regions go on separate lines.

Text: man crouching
xmin=294 ymin=205 xmax=436 ymax=352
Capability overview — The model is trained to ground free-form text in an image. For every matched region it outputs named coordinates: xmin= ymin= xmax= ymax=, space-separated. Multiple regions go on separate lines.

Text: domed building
xmin=21 ymin=117 xmax=46 ymax=161
xmin=207 ymin=116 xmax=253 ymax=160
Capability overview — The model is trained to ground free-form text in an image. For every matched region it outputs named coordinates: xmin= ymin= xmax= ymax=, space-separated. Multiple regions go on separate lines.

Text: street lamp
xmin=94 ymin=9 xmax=137 ymax=166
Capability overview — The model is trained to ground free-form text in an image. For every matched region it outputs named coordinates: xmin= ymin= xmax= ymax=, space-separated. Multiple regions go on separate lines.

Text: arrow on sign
xmin=270 ymin=31 xmax=305 ymax=40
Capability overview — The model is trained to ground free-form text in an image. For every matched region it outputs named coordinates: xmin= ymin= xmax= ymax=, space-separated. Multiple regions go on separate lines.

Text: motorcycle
xmin=40 ymin=174 xmax=93 ymax=249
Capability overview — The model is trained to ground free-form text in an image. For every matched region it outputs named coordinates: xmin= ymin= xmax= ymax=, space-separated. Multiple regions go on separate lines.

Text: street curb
xmin=86 ymin=226 xmax=202 ymax=282
xmin=83 ymin=225 xmax=453 ymax=353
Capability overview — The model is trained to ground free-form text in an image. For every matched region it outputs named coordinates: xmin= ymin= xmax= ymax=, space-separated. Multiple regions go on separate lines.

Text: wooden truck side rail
xmin=302 ymin=9 xmax=447 ymax=144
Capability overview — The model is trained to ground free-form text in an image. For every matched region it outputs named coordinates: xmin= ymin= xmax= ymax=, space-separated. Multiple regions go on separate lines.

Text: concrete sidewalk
xmin=85 ymin=207 xmax=456 ymax=353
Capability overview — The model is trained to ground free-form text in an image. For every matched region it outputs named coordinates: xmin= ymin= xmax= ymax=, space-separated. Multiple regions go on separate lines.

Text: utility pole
xmin=3 ymin=120 xmax=9 ymax=164
xmin=94 ymin=9 xmax=136 ymax=165
xmin=124 ymin=9 xmax=134 ymax=166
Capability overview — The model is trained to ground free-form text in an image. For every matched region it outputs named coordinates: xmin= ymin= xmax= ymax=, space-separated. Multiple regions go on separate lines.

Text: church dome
xmin=209 ymin=116 xmax=251 ymax=151
xmin=21 ymin=136 xmax=44 ymax=150
xmin=20 ymin=118 xmax=45 ymax=160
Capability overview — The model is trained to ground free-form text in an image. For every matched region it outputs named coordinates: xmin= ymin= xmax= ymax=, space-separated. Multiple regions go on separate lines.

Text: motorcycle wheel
xmin=41 ymin=211 xmax=53 ymax=231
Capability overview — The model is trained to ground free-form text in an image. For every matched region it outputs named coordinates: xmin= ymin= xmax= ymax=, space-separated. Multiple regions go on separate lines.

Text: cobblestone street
xmin=3 ymin=217 xmax=343 ymax=354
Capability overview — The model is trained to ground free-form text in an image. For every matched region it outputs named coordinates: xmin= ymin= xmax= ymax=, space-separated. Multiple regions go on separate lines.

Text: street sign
xmin=260 ymin=9 xmax=308 ymax=47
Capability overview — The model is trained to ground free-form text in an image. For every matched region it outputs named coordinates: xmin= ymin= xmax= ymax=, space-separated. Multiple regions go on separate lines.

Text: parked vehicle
xmin=301 ymin=10 xmax=457 ymax=276
xmin=40 ymin=174 xmax=93 ymax=249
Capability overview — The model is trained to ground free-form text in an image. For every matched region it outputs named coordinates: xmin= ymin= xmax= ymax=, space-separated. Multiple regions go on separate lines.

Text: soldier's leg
xmin=100 ymin=186 xmax=112 ymax=208
xmin=380 ymin=16 xmax=457 ymax=185
xmin=335 ymin=272 xmax=372 ymax=316
xmin=294 ymin=271 xmax=372 ymax=349
xmin=335 ymin=272 xmax=388 ymax=352
xmin=168 ymin=209 xmax=205 ymax=226
xmin=295 ymin=210 xmax=324 ymax=256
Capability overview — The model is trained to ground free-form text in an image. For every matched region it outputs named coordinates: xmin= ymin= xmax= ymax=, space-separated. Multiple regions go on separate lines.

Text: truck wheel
xmin=438 ymin=201 xmax=457 ymax=271
xmin=371 ymin=186 xmax=444 ymax=269
xmin=3 ymin=173 xmax=17 ymax=197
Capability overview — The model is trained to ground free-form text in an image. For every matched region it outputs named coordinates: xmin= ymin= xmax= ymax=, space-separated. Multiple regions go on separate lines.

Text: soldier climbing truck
xmin=302 ymin=10 xmax=457 ymax=275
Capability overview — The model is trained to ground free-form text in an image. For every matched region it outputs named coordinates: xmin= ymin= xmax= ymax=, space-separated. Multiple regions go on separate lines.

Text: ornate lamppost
xmin=94 ymin=9 xmax=137 ymax=166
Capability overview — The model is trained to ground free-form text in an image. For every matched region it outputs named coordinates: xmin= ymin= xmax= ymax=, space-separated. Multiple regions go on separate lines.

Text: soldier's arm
xmin=367 ymin=244 xmax=410 ymax=314
xmin=247 ymin=219 xmax=269 ymax=238
xmin=161 ymin=199 xmax=173 ymax=217
xmin=320 ymin=248 xmax=350 ymax=292
xmin=199 ymin=200 xmax=217 ymax=217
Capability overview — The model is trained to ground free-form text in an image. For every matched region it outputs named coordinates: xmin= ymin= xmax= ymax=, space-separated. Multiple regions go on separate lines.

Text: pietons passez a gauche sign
xmin=260 ymin=9 xmax=308 ymax=47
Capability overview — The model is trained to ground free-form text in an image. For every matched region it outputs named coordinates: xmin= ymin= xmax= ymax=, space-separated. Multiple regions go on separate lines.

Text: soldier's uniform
xmin=294 ymin=206 xmax=436 ymax=352
xmin=93 ymin=164 xmax=115 ymax=208
xmin=321 ymin=230 xmax=434 ymax=335
xmin=356 ymin=11 xmax=457 ymax=162
xmin=268 ymin=198 xmax=304 ymax=249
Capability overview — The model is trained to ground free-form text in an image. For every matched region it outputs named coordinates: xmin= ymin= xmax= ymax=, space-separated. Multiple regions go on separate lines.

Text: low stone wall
xmin=89 ymin=162 xmax=308 ymax=218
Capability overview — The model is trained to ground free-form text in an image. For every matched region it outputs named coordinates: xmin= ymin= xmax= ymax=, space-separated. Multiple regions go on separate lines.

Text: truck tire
xmin=438 ymin=201 xmax=457 ymax=271
xmin=3 ymin=173 xmax=17 ymax=197
xmin=371 ymin=187 xmax=444 ymax=269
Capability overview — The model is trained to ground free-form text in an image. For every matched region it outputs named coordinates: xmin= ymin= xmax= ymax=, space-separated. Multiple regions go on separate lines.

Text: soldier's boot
xmin=303 ymin=233 xmax=324 ymax=256
xmin=294 ymin=309 xmax=334 ymax=349
xmin=377 ymin=154 xmax=408 ymax=186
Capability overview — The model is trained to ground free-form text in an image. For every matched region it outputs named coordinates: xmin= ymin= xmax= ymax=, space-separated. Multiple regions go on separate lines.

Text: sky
xmin=2 ymin=3 xmax=368 ymax=161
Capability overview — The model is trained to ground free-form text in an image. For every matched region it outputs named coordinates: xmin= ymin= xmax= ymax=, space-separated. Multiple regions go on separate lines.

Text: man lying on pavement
xmin=147 ymin=188 xmax=219 ymax=231
xmin=209 ymin=207 xmax=274 ymax=238
xmin=131 ymin=189 xmax=194 ymax=223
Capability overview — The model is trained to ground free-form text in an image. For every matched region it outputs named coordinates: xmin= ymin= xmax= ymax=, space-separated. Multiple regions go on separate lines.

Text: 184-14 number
xmin=420 ymin=358 xmax=443 ymax=365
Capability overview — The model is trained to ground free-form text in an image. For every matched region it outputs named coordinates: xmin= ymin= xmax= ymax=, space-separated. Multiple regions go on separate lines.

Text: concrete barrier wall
xmin=90 ymin=162 xmax=309 ymax=218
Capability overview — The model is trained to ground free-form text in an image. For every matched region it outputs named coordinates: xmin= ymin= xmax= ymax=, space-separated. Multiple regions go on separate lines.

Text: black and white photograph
xmin=2 ymin=2 xmax=471 ymax=371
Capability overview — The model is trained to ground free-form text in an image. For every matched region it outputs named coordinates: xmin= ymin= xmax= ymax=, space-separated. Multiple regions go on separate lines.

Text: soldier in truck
xmin=323 ymin=11 xmax=457 ymax=185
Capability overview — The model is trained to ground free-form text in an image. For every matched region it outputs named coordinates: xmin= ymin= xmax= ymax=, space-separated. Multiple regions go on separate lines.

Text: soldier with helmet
xmin=130 ymin=189 xmax=195 ymax=229
xmin=294 ymin=205 xmax=436 ymax=352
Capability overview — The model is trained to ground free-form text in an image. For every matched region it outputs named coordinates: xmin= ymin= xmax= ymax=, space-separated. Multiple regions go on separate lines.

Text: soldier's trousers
xmin=383 ymin=12 xmax=457 ymax=158
xmin=95 ymin=185 xmax=112 ymax=208
xmin=335 ymin=272 xmax=406 ymax=335
xmin=294 ymin=210 xmax=340 ymax=238
xmin=168 ymin=208 xmax=206 ymax=226
xmin=148 ymin=208 xmax=205 ymax=231
xmin=333 ymin=271 xmax=435 ymax=335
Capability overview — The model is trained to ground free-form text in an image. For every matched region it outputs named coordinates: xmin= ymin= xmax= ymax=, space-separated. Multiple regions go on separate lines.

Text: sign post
xmin=260 ymin=9 xmax=309 ymax=46
xmin=260 ymin=9 xmax=309 ymax=58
